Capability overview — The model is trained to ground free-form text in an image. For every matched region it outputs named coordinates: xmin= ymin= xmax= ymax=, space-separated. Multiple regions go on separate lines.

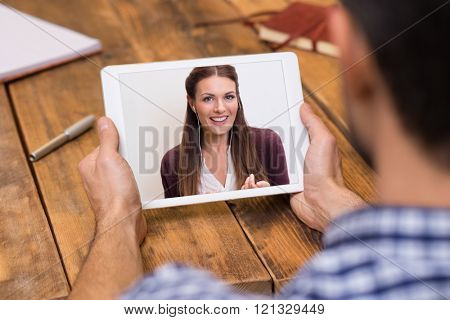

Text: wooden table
xmin=0 ymin=0 xmax=375 ymax=299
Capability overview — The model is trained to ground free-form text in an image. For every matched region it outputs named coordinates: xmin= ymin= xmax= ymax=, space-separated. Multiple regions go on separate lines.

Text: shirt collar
xmin=200 ymin=145 xmax=236 ymax=191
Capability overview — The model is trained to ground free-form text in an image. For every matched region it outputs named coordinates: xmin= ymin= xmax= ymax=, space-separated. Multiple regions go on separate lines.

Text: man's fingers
xmin=300 ymin=103 xmax=330 ymax=141
xmin=97 ymin=117 xmax=119 ymax=153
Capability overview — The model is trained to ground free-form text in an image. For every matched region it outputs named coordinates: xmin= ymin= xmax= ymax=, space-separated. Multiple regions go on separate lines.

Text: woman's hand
xmin=290 ymin=104 xmax=366 ymax=232
xmin=78 ymin=117 xmax=147 ymax=245
xmin=241 ymin=174 xmax=270 ymax=189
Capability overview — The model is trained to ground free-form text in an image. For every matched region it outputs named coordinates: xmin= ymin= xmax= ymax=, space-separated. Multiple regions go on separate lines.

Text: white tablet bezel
xmin=101 ymin=52 xmax=307 ymax=209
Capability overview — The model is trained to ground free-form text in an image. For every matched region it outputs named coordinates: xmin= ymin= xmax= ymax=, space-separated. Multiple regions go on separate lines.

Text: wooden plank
xmin=5 ymin=0 xmax=272 ymax=294
xmin=4 ymin=0 xmax=125 ymax=286
xmin=143 ymin=202 xmax=271 ymax=295
xmin=227 ymin=0 xmax=348 ymax=132
xmin=227 ymin=194 xmax=322 ymax=292
xmin=107 ymin=0 xmax=204 ymax=61
xmin=0 ymin=85 xmax=69 ymax=299
xmin=227 ymin=95 xmax=376 ymax=293
xmin=174 ymin=0 xmax=271 ymax=56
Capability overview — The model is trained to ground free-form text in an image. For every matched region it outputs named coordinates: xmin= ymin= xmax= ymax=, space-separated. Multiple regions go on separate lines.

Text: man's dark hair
xmin=341 ymin=0 xmax=450 ymax=169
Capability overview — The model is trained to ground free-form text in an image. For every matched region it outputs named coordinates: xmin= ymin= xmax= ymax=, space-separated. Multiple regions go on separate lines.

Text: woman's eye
xmin=203 ymin=96 xmax=213 ymax=102
xmin=225 ymin=95 xmax=235 ymax=101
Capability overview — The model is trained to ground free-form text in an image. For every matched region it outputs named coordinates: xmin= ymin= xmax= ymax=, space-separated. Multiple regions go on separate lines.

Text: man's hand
xmin=78 ymin=117 xmax=147 ymax=244
xmin=290 ymin=104 xmax=366 ymax=232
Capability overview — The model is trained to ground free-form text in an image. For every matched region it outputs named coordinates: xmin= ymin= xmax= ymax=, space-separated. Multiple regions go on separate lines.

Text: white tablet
xmin=101 ymin=52 xmax=308 ymax=209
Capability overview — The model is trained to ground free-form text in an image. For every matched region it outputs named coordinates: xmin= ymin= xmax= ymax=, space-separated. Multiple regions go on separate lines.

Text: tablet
xmin=101 ymin=52 xmax=308 ymax=209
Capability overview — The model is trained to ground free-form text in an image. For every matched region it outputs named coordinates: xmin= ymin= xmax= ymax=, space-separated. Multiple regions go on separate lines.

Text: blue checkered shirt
xmin=121 ymin=207 xmax=450 ymax=299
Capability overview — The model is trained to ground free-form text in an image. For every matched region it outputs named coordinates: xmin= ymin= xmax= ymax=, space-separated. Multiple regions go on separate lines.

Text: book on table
xmin=255 ymin=2 xmax=339 ymax=57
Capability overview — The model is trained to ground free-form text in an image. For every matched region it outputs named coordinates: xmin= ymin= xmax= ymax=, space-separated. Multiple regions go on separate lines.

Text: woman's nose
xmin=214 ymin=99 xmax=226 ymax=113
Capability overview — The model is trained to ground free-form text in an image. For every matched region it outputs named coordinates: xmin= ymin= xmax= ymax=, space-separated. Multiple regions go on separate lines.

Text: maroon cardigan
xmin=160 ymin=127 xmax=290 ymax=198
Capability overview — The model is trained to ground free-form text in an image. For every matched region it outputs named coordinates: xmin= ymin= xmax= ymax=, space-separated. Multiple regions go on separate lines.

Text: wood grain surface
xmin=5 ymin=0 xmax=169 ymax=286
xmin=142 ymin=202 xmax=271 ymax=295
xmin=0 ymin=86 xmax=69 ymax=299
xmin=228 ymin=194 xmax=322 ymax=292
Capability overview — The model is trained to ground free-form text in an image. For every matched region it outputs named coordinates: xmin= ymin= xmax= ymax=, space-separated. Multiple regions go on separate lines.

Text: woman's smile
xmin=210 ymin=115 xmax=229 ymax=125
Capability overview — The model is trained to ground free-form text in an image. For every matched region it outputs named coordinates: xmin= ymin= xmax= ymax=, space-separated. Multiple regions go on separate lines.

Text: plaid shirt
xmin=121 ymin=206 xmax=450 ymax=299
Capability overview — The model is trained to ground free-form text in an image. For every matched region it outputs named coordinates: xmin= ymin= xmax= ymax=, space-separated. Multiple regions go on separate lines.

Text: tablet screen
xmin=102 ymin=53 xmax=307 ymax=208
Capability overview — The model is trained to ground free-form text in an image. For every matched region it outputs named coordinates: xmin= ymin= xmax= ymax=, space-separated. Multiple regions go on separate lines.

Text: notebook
xmin=0 ymin=4 xmax=101 ymax=82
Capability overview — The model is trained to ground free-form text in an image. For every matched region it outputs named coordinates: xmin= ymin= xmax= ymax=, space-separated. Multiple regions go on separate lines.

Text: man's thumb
xmin=300 ymin=103 xmax=328 ymax=141
xmin=97 ymin=117 xmax=119 ymax=152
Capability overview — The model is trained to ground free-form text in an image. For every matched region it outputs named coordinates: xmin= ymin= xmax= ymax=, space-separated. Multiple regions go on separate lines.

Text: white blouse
xmin=199 ymin=147 xmax=238 ymax=194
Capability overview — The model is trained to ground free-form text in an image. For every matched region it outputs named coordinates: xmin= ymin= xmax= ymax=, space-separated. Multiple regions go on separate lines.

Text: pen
xmin=29 ymin=115 xmax=96 ymax=162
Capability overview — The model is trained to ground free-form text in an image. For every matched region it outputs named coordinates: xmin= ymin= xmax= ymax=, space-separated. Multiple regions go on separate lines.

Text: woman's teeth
xmin=210 ymin=116 xmax=228 ymax=122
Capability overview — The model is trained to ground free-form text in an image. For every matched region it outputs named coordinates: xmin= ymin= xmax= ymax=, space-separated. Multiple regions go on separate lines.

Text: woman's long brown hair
xmin=178 ymin=65 xmax=268 ymax=196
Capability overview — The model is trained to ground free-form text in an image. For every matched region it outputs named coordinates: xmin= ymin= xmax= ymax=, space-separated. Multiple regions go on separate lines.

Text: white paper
xmin=0 ymin=4 xmax=101 ymax=82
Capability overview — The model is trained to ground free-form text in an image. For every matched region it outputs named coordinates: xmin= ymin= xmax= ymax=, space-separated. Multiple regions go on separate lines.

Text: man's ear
xmin=329 ymin=6 xmax=377 ymax=103
xmin=329 ymin=5 xmax=386 ymax=168
xmin=329 ymin=7 xmax=352 ymax=70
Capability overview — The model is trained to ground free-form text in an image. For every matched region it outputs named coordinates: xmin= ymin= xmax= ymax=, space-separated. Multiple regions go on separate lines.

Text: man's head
xmin=330 ymin=1 xmax=450 ymax=172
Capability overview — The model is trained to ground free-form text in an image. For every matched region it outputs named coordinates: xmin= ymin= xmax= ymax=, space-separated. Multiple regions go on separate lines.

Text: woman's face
xmin=189 ymin=76 xmax=238 ymax=137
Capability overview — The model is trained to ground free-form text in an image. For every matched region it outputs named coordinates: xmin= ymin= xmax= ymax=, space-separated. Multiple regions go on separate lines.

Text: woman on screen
xmin=160 ymin=65 xmax=289 ymax=198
